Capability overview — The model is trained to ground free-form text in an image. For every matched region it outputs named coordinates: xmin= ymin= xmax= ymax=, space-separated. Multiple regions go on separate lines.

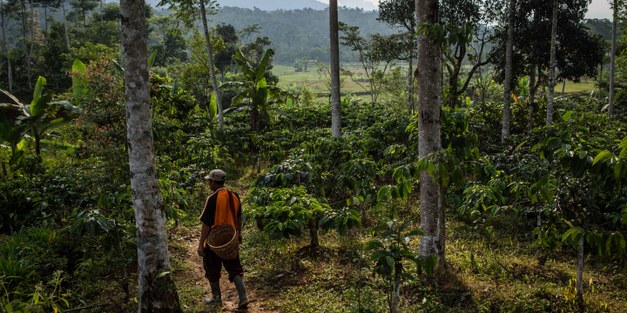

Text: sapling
xmin=366 ymin=220 xmax=431 ymax=313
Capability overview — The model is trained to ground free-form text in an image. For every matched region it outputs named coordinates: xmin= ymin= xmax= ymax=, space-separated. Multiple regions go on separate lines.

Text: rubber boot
xmin=204 ymin=281 xmax=221 ymax=304
xmin=233 ymin=275 xmax=249 ymax=308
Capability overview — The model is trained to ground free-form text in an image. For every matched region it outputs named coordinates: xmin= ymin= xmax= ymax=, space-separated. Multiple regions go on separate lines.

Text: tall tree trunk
xmin=20 ymin=0 xmax=32 ymax=90
xmin=0 ymin=0 xmax=13 ymax=92
xmin=502 ymin=0 xmax=515 ymax=142
xmin=120 ymin=0 xmax=182 ymax=311
xmin=329 ymin=0 xmax=342 ymax=138
xmin=527 ymin=65 xmax=536 ymax=132
xmin=546 ymin=0 xmax=558 ymax=125
xmin=199 ymin=0 xmax=224 ymax=129
xmin=576 ymin=235 xmax=584 ymax=311
xmin=28 ymin=0 xmax=38 ymax=84
xmin=416 ymin=0 xmax=445 ymax=266
xmin=608 ymin=0 xmax=618 ymax=116
xmin=61 ymin=0 xmax=70 ymax=50
xmin=43 ymin=7 xmax=47 ymax=35
xmin=406 ymin=50 xmax=415 ymax=114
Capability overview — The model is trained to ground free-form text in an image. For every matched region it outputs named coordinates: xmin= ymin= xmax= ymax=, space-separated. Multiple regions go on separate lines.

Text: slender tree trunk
xmin=20 ymin=0 xmax=32 ymax=90
xmin=527 ymin=65 xmax=536 ymax=132
xmin=449 ymin=68 xmax=459 ymax=108
xmin=61 ymin=1 xmax=70 ymax=50
xmin=43 ymin=7 xmax=48 ymax=35
xmin=546 ymin=0 xmax=558 ymax=125
xmin=34 ymin=130 xmax=40 ymax=156
xmin=502 ymin=0 xmax=515 ymax=142
xmin=308 ymin=220 xmax=319 ymax=249
xmin=120 ymin=0 xmax=182 ymax=311
xmin=407 ymin=50 xmax=415 ymax=114
xmin=27 ymin=0 xmax=38 ymax=85
xmin=391 ymin=262 xmax=401 ymax=313
xmin=416 ymin=0 xmax=445 ymax=265
xmin=0 ymin=0 xmax=13 ymax=92
xmin=6 ymin=56 xmax=11 ymax=92
xmin=608 ymin=0 xmax=617 ymax=116
xmin=576 ymin=235 xmax=584 ymax=311
xmin=329 ymin=0 xmax=342 ymax=138
xmin=199 ymin=0 xmax=224 ymax=129
xmin=250 ymin=107 xmax=260 ymax=132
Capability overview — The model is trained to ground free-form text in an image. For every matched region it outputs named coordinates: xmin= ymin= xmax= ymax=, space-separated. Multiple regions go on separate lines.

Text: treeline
xmin=0 ymin=0 xmax=616 ymax=101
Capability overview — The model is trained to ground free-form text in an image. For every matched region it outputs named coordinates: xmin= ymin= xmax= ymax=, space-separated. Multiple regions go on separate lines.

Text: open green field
xmin=274 ymin=62 xmax=600 ymax=99
xmin=274 ymin=64 xmax=329 ymax=93
xmin=274 ymin=63 xmax=372 ymax=96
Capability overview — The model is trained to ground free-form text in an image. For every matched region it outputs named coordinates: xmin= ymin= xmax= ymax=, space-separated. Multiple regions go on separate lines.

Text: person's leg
xmin=223 ymin=257 xmax=248 ymax=308
xmin=202 ymin=249 xmax=223 ymax=303
xmin=233 ymin=275 xmax=249 ymax=308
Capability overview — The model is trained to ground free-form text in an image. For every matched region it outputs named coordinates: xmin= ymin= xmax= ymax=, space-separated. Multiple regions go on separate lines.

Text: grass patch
xmin=171 ymin=196 xmax=624 ymax=312
xmin=185 ymin=216 xmax=625 ymax=312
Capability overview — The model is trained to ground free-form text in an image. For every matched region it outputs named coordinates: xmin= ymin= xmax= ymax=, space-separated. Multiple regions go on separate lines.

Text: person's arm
xmin=198 ymin=223 xmax=210 ymax=257
xmin=198 ymin=194 xmax=216 ymax=256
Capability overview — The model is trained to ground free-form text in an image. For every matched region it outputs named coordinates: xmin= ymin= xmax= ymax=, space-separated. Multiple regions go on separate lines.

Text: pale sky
xmin=321 ymin=0 xmax=614 ymax=20
xmin=585 ymin=0 xmax=613 ymax=19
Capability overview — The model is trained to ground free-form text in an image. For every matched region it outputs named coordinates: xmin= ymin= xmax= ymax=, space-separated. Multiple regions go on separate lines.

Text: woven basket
xmin=207 ymin=224 xmax=239 ymax=260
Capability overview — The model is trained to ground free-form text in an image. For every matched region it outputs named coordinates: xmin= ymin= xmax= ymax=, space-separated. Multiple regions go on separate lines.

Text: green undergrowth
xmin=173 ymin=215 xmax=626 ymax=313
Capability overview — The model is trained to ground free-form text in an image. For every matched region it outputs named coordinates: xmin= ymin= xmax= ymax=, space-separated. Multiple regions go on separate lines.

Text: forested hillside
xmin=1 ymin=0 xmax=626 ymax=312
xmin=178 ymin=6 xmax=395 ymax=63
xmin=216 ymin=0 xmax=328 ymax=11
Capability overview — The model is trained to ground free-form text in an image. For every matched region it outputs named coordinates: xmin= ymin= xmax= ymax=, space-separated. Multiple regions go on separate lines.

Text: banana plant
xmin=225 ymin=48 xmax=293 ymax=132
xmin=1 ymin=76 xmax=80 ymax=158
xmin=0 ymin=102 xmax=27 ymax=167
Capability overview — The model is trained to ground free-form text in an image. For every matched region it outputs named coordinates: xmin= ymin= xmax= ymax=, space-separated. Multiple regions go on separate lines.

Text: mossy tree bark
xmin=120 ymin=0 xmax=182 ymax=311
xmin=415 ymin=0 xmax=445 ymax=267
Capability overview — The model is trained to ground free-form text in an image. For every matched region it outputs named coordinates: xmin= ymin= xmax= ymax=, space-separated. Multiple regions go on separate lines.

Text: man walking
xmin=197 ymin=169 xmax=249 ymax=308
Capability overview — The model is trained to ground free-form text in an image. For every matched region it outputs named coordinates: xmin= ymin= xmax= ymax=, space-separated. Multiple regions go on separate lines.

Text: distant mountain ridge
xmin=148 ymin=0 xmax=379 ymax=11
xmin=218 ymin=0 xmax=327 ymax=10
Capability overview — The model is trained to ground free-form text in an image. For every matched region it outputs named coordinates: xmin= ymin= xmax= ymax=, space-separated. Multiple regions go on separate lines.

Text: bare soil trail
xmin=175 ymin=229 xmax=280 ymax=313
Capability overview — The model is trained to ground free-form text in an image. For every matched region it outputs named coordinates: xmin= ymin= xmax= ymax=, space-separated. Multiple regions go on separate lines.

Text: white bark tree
xmin=608 ymin=0 xmax=618 ymax=116
xmin=0 ymin=0 xmax=13 ymax=92
xmin=330 ymin=0 xmax=342 ymax=138
xmin=546 ymin=0 xmax=558 ymax=125
xmin=120 ymin=0 xmax=182 ymax=311
xmin=527 ymin=65 xmax=536 ymax=132
xmin=416 ymin=0 xmax=445 ymax=265
xmin=61 ymin=0 xmax=70 ymax=50
xmin=502 ymin=0 xmax=515 ymax=142
xmin=199 ymin=0 xmax=224 ymax=129
xmin=576 ymin=235 xmax=584 ymax=309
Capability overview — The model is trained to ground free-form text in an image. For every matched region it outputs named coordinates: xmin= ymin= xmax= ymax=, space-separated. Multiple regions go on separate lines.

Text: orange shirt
xmin=213 ymin=189 xmax=240 ymax=228
xmin=200 ymin=188 xmax=241 ymax=229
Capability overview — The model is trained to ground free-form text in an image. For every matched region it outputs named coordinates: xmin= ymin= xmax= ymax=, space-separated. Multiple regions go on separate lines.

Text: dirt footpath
xmin=181 ymin=232 xmax=279 ymax=313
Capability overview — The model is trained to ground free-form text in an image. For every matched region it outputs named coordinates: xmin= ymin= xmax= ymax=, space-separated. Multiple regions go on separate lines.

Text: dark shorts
xmin=202 ymin=247 xmax=244 ymax=283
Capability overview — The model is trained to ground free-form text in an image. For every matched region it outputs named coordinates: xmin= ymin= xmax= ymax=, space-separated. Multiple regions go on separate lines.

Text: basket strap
xmin=202 ymin=228 xmax=210 ymax=249
xmin=227 ymin=190 xmax=237 ymax=221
